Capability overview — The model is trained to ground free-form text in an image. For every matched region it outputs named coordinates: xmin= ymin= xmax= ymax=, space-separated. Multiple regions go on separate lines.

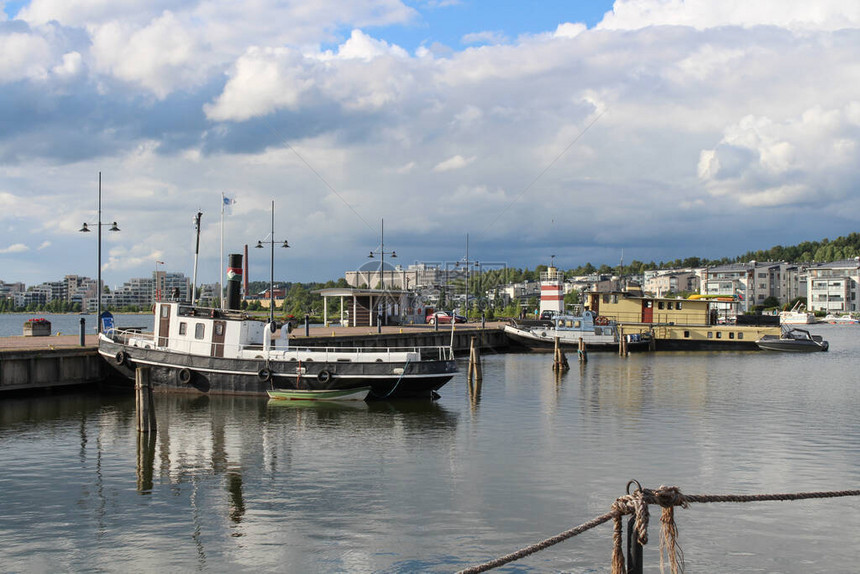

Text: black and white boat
xmin=755 ymin=327 xmax=829 ymax=352
xmin=99 ymin=300 xmax=457 ymax=399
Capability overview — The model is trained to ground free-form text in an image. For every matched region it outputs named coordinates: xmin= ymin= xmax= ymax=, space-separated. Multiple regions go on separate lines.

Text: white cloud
xmin=462 ymin=30 xmax=507 ymax=45
xmin=0 ymin=243 xmax=30 ymax=254
xmin=598 ymin=0 xmax=860 ymax=31
xmin=90 ymin=11 xmax=207 ymax=98
xmin=433 ymin=155 xmax=475 ymax=172
xmin=0 ymin=32 xmax=52 ymax=82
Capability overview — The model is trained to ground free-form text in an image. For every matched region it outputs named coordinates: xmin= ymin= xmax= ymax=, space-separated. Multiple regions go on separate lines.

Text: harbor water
xmin=1 ymin=322 xmax=858 ymax=572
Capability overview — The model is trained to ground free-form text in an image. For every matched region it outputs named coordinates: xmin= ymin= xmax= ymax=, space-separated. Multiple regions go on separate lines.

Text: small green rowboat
xmin=266 ymin=387 xmax=371 ymax=402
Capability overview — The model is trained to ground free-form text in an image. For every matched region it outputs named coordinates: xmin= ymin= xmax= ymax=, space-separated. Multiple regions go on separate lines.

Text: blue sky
xmin=1 ymin=1 xmax=859 ymax=287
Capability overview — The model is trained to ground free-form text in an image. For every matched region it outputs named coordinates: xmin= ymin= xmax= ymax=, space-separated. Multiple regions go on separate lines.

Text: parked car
xmin=426 ymin=311 xmax=466 ymax=325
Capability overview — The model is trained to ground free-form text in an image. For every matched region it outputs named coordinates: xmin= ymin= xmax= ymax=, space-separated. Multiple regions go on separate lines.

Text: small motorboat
xmin=755 ymin=327 xmax=829 ymax=352
xmin=266 ymin=387 xmax=371 ymax=402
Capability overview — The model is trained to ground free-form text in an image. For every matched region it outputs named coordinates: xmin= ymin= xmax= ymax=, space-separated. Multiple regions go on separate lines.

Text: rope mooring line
xmin=455 ymin=485 xmax=860 ymax=574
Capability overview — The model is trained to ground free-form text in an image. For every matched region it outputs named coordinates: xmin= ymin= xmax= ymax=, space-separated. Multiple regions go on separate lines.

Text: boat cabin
xmin=586 ymin=291 xmax=712 ymax=325
xmin=152 ymin=301 xmax=267 ymax=357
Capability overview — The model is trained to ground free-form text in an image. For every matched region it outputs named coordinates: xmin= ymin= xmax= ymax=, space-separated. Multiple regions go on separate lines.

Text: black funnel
xmin=226 ymin=253 xmax=243 ymax=310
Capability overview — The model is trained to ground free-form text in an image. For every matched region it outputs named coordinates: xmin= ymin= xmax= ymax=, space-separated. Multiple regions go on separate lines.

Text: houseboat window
xmin=729 ymin=332 xmax=735 ymax=339
xmin=707 ymin=332 xmax=713 ymax=338
xmin=667 ymin=302 xmax=674 ymax=310
xmin=658 ymin=302 xmax=665 ymax=310
xmin=611 ymin=295 xmax=618 ymax=303
xmin=677 ymin=302 xmax=683 ymax=310
xmin=161 ymin=306 xmax=169 ymax=318
xmin=738 ymin=333 xmax=744 ymax=339
xmin=684 ymin=330 xmax=690 ymax=338
xmin=573 ymin=321 xmax=579 ymax=328
xmin=215 ymin=323 xmax=224 ymax=336
xmin=179 ymin=322 xmax=187 ymax=335
xmin=603 ymin=294 xmax=610 ymax=303
xmin=195 ymin=323 xmax=205 ymax=340
xmin=716 ymin=332 xmax=722 ymax=339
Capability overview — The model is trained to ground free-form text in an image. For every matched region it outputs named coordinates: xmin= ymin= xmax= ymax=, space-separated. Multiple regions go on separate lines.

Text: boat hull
xmin=99 ymin=339 xmax=456 ymax=399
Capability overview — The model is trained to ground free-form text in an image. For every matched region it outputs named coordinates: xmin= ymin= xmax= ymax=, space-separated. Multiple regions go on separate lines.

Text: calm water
xmin=1 ymin=323 xmax=859 ymax=572
xmin=0 ymin=313 xmax=154 ymax=337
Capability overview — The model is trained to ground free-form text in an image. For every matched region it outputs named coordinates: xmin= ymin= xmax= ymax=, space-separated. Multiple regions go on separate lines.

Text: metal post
xmin=97 ymin=172 xmax=102 ymax=330
xmin=626 ymin=516 xmax=643 ymax=574
xmin=79 ymin=317 xmax=86 ymax=346
xmin=304 ymin=313 xmax=310 ymax=337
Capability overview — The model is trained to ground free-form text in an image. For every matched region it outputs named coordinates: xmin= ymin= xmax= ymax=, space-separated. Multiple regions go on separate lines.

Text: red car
xmin=426 ymin=311 xmax=466 ymax=325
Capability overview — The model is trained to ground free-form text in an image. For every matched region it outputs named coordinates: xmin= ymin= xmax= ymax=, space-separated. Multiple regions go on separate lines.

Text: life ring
xmin=115 ymin=351 xmax=127 ymax=365
xmin=177 ymin=368 xmax=192 ymax=384
xmin=594 ymin=315 xmax=610 ymax=326
xmin=317 ymin=370 xmax=332 ymax=384
xmin=258 ymin=368 xmax=272 ymax=382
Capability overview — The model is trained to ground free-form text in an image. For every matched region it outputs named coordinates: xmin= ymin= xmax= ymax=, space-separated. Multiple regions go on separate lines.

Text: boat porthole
xmin=317 ymin=370 xmax=332 ymax=384
xmin=540 ymin=331 xmax=547 ymax=338
xmin=178 ymin=368 xmax=192 ymax=384
xmin=115 ymin=351 xmax=127 ymax=365
xmin=258 ymin=368 xmax=272 ymax=382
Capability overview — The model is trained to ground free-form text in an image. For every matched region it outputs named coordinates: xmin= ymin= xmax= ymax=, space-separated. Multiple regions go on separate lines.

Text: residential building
xmin=806 ymin=258 xmax=860 ymax=313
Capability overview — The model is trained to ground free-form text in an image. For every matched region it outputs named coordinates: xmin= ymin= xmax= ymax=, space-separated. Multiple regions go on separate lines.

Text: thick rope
xmin=456 ymin=486 xmax=860 ymax=574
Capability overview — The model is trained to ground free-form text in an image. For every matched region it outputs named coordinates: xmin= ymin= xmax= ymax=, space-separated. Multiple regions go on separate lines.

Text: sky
xmin=1 ymin=0 xmax=860 ymax=288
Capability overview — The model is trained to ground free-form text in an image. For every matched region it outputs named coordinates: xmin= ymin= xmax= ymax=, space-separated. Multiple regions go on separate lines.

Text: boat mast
xmin=191 ymin=211 xmax=202 ymax=305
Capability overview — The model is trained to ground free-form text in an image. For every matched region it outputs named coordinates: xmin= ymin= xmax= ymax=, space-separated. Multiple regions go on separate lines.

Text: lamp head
xmin=255 ymin=241 xmax=264 ymax=249
xmin=109 ymin=222 xmax=120 ymax=232
xmin=79 ymin=223 xmax=91 ymax=233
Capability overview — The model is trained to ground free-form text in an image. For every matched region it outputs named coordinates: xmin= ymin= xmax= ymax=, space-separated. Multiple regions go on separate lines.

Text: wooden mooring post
xmin=577 ymin=336 xmax=588 ymax=363
xmin=135 ymin=366 xmax=157 ymax=433
xmin=552 ymin=336 xmax=569 ymax=371
xmin=468 ymin=336 xmax=483 ymax=386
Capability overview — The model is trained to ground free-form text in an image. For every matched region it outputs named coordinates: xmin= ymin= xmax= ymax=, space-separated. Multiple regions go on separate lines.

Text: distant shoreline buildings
xmin=2 ymin=257 xmax=860 ymax=315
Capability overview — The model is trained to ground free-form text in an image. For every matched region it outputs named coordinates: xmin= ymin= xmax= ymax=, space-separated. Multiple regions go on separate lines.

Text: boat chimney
xmin=226 ymin=253 xmax=243 ymax=310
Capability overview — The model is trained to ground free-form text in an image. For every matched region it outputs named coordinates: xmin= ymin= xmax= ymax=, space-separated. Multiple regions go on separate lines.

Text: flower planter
xmin=23 ymin=319 xmax=51 ymax=337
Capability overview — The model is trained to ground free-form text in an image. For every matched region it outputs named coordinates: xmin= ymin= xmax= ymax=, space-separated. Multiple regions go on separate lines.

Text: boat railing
xmin=108 ymin=328 xmax=455 ymax=361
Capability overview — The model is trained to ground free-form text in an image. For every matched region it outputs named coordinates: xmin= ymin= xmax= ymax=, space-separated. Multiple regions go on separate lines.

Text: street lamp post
xmin=368 ymin=219 xmax=396 ymax=329
xmin=255 ymin=200 xmax=289 ymax=325
xmin=79 ymin=172 xmax=120 ymax=332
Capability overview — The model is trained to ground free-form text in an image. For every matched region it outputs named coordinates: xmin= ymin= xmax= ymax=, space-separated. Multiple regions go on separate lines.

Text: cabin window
xmin=161 ymin=306 xmax=169 ymax=318
xmin=603 ymin=294 xmax=610 ymax=303
xmin=195 ymin=323 xmax=205 ymax=340
xmin=677 ymin=302 xmax=683 ymax=310
xmin=738 ymin=333 xmax=744 ymax=339
xmin=716 ymin=332 xmax=722 ymax=339
xmin=707 ymin=332 xmax=713 ymax=338
xmin=729 ymin=332 xmax=735 ymax=339
xmin=215 ymin=323 xmax=224 ymax=336
xmin=667 ymin=302 xmax=674 ymax=310
xmin=658 ymin=302 xmax=665 ymax=309
xmin=611 ymin=295 xmax=618 ymax=303
xmin=573 ymin=321 xmax=580 ymax=328
xmin=684 ymin=330 xmax=690 ymax=338
xmin=179 ymin=322 xmax=187 ymax=335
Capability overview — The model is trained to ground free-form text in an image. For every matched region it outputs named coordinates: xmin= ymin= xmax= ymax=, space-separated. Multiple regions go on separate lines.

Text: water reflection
xmin=2 ymin=329 xmax=860 ymax=572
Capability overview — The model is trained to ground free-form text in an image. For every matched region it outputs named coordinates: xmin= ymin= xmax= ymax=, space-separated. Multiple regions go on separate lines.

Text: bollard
xmin=79 ymin=317 xmax=86 ymax=347
xmin=468 ymin=336 xmax=483 ymax=386
xmin=626 ymin=515 xmax=644 ymax=574
xmin=135 ymin=366 xmax=157 ymax=433
xmin=481 ymin=312 xmax=486 ymax=328
xmin=305 ymin=313 xmax=310 ymax=337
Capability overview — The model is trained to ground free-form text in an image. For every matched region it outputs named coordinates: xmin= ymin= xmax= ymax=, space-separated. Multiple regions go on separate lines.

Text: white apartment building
xmin=806 ymin=258 xmax=860 ymax=313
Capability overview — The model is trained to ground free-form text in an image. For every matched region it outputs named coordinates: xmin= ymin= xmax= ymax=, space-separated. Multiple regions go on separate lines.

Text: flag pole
xmin=220 ymin=192 xmax=225 ymax=309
